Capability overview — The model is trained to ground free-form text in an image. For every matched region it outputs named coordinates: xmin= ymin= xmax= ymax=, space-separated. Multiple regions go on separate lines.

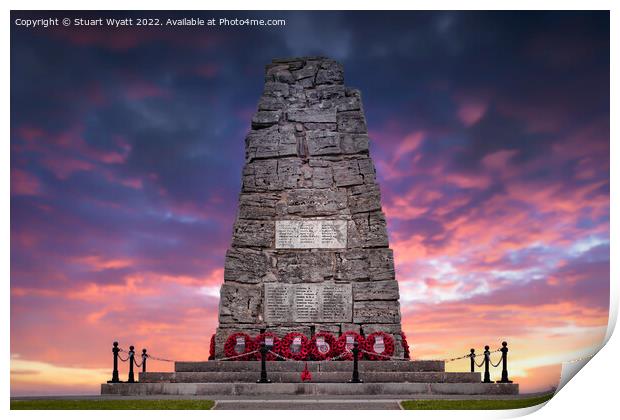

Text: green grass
xmin=11 ymin=399 xmax=215 ymax=410
xmin=401 ymin=393 xmax=554 ymax=410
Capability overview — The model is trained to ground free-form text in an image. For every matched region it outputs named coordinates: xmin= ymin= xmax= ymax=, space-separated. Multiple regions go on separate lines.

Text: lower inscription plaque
xmin=264 ymin=283 xmax=352 ymax=323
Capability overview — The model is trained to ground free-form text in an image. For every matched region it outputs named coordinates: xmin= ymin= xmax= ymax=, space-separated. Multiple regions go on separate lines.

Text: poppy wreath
xmin=276 ymin=332 xmax=310 ymax=361
xmin=306 ymin=332 xmax=337 ymax=361
xmin=400 ymin=332 xmax=411 ymax=360
xmin=363 ymin=331 xmax=395 ymax=361
xmin=253 ymin=332 xmax=281 ymax=361
xmin=223 ymin=332 xmax=256 ymax=361
xmin=208 ymin=334 xmax=216 ymax=360
xmin=334 ymin=331 xmax=366 ymax=360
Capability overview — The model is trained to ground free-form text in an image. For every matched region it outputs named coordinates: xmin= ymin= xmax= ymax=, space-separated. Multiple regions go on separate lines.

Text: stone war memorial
xmin=102 ymin=57 xmax=519 ymax=397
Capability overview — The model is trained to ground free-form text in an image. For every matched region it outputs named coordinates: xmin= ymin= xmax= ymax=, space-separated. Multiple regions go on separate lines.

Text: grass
xmin=401 ymin=393 xmax=554 ymax=410
xmin=11 ymin=399 xmax=215 ymax=410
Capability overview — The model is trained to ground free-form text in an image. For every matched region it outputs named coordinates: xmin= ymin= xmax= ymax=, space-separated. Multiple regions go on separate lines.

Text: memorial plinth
xmin=215 ymin=56 xmax=404 ymax=358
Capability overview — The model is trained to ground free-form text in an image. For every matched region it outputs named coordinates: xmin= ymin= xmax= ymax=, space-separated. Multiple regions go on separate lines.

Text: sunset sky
xmin=10 ymin=11 xmax=609 ymax=396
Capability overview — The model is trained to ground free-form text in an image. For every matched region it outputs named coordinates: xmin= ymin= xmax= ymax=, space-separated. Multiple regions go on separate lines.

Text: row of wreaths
xmin=209 ymin=331 xmax=412 ymax=361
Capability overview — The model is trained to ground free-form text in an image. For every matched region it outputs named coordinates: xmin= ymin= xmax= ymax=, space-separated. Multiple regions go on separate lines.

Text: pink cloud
xmin=11 ymin=169 xmax=41 ymax=196
xmin=457 ymin=100 xmax=488 ymax=126
xmin=41 ymin=156 xmax=94 ymax=179
xmin=194 ymin=63 xmax=220 ymax=78
xmin=125 ymin=80 xmax=170 ymax=100
xmin=481 ymin=149 xmax=519 ymax=171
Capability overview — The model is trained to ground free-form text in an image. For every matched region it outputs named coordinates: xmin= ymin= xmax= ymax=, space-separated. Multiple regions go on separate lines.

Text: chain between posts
xmin=108 ymin=340 xmax=514 ymax=385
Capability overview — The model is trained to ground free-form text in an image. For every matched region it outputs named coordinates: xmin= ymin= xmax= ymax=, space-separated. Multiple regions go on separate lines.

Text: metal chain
xmin=267 ymin=350 xmax=304 ymax=362
xmin=146 ymin=354 xmax=175 ymax=363
xmin=218 ymin=350 xmax=259 ymax=361
xmin=490 ymin=354 xmax=503 ymax=368
xmin=444 ymin=354 xmax=471 ymax=363
xmin=267 ymin=349 xmax=349 ymax=362
xmin=360 ymin=349 xmax=410 ymax=361
xmin=117 ymin=351 xmax=129 ymax=362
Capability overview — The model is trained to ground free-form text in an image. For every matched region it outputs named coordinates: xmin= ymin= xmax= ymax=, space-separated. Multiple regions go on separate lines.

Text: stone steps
xmin=140 ymin=371 xmax=480 ymax=383
xmin=101 ymin=382 xmax=519 ymax=396
xmin=174 ymin=360 xmax=445 ymax=373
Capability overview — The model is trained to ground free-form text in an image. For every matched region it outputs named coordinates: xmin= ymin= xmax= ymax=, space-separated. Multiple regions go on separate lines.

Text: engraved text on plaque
xmin=264 ymin=283 xmax=352 ymax=323
xmin=275 ymin=220 xmax=347 ymax=249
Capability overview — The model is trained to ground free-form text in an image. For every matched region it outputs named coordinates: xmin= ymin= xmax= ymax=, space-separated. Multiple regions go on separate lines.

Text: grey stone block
xmin=333 ymin=160 xmax=363 ymax=187
xmin=354 ymin=300 xmax=401 ymax=323
xmin=284 ymin=188 xmax=347 ymax=216
xmin=224 ymin=248 xmax=270 ymax=283
xmin=340 ymin=134 xmax=368 ymax=154
xmin=218 ymin=284 xmax=262 ymax=324
xmin=275 ymin=251 xmax=336 ymax=283
xmin=337 ymin=111 xmax=367 ymax=133
xmin=258 ymin=95 xmax=287 ymax=111
xmin=277 ymin=158 xmax=304 ymax=189
xmin=354 ymin=280 xmax=400 ymax=301
xmin=242 ymin=159 xmax=280 ymax=191
xmin=348 ymin=183 xmax=382 ymax=214
xmin=315 ymin=60 xmax=344 ymax=85
xmin=238 ymin=193 xmax=279 ymax=220
xmin=245 ymin=126 xmax=297 ymax=160
xmin=231 ymin=220 xmax=274 ymax=248
xmin=368 ymin=249 xmax=395 ymax=281
xmin=263 ymin=81 xmax=290 ymax=97
xmin=349 ymin=211 xmax=389 ymax=248
xmin=252 ymin=111 xmax=281 ymax=128
xmin=288 ymin=109 xmax=337 ymax=123
xmin=306 ymin=130 xmax=341 ymax=156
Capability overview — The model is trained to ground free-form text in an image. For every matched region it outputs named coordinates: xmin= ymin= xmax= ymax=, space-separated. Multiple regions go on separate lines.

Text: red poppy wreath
xmin=307 ymin=332 xmax=337 ymax=361
xmin=334 ymin=330 xmax=365 ymax=361
xmin=223 ymin=332 xmax=256 ymax=361
xmin=208 ymin=333 xmax=215 ymax=360
xmin=253 ymin=332 xmax=280 ymax=361
xmin=363 ymin=331 xmax=395 ymax=361
xmin=276 ymin=332 xmax=310 ymax=361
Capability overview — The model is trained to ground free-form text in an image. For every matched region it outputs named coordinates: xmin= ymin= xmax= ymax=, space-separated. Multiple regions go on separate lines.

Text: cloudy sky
xmin=10 ymin=10 xmax=609 ymax=395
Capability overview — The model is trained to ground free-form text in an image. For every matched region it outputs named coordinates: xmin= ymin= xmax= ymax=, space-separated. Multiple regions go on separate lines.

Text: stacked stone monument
xmin=215 ymin=56 xmax=404 ymax=358
xmin=101 ymin=58 xmax=520 ymax=396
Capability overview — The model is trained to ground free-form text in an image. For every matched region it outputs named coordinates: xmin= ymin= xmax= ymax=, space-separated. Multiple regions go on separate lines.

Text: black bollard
xmin=141 ymin=349 xmax=148 ymax=373
xmin=257 ymin=343 xmax=271 ymax=383
xmin=483 ymin=345 xmax=491 ymax=383
xmin=108 ymin=341 xmax=120 ymax=383
xmin=497 ymin=341 xmax=513 ymax=383
xmin=349 ymin=341 xmax=363 ymax=383
xmin=127 ymin=345 xmax=136 ymax=383
xmin=469 ymin=348 xmax=476 ymax=373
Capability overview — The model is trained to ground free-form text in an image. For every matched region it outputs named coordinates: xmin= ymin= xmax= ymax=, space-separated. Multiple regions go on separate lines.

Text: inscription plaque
xmin=275 ymin=220 xmax=347 ymax=249
xmin=264 ymin=283 xmax=352 ymax=323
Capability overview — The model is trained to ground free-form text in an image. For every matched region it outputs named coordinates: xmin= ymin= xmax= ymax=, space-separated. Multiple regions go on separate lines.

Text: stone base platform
xmin=100 ymin=360 xmax=518 ymax=396
xmin=101 ymin=382 xmax=519 ymax=396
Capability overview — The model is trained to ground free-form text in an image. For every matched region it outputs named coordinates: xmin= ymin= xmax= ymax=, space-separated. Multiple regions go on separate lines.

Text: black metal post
xmin=108 ymin=341 xmax=120 ymax=383
xmin=349 ymin=341 xmax=363 ymax=383
xmin=469 ymin=348 xmax=476 ymax=373
xmin=128 ymin=345 xmax=135 ymax=383
xmin=497 ymin=341 xmax=513 ymax=383
xmin=141 ymin=349 xmax=148 ymax=373
xmin=483 ymin=345 xmax=491 ymax=383
xmin=257 ymin=343 xmax=271 ymax=383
